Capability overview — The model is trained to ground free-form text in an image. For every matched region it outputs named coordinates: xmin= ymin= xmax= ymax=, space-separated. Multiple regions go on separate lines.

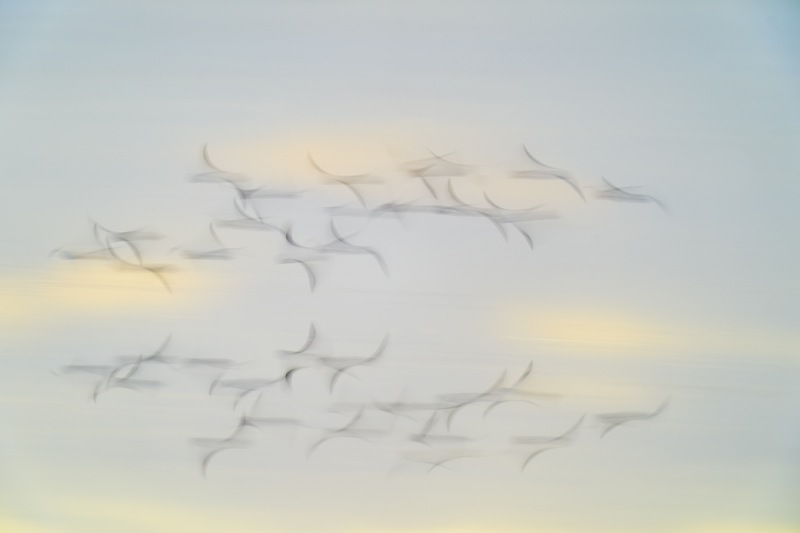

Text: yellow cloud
xmin=9 ymin=497 xmax=799 ymax=533
xmin=208 ymin=127 xmax=416 ymax=186
xmin=197 ymin=126 xmax=592 ymax=214
xmin=201 ymin=122 xmax=516 ymax=184
xmin=63 ymin=500 xmax=263 ymax=533
xmin=681 ymin=524 xmax=799 ymax=533
xmin=0 ymin=515 xmax=62 ymax=533
xmin=0 ymin=263 xmax=217 ymax=336
xmin=525 ymin=375 xmax=650 ymax=403
xmin=501 ymin=306 xmax=800 ymax=359
xmin=502 ymin=307 xmax=672 ymax=351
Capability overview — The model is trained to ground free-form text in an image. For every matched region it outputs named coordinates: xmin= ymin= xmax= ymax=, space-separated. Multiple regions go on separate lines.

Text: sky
xmin=1 ymin=1 xmax=799 ymax=532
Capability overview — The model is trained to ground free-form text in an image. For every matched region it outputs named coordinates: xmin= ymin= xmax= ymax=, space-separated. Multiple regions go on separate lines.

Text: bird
xmin=439 ymin=370 xmax=508 ymax=430
xmin=278 ymin=258 xmax=318 ymax=292
xmin=328 ymin=178 xmax=368 ymax=209
xmin=90 ymin=220 xmax=164 ymax=246
xmin=592 ymin=177 xmax=669 ymax=214
xmin=198 ymin=440 xmax=251 ymax=478
xmin=307 ymin=152 xmax=378 ymax=183
xmin=483 ymin=191 xmax=545 ymax=213
xmin=190 ymin=143 xmax=247 ymax=184
xmin=482 ymin=361 xmax=537 ymax=418
xmin=112 ymin=334 xmax=175 ymax=372
xmin=323 ymin=334 xmax=390 ymax=393
xmin=279 ymin=323 xmax=317 ymax=356
xmin=521 ymin=446 xmax=563 ymax=472
xmin=175 ymin=223 xmax=241 ymax=260
xmin=510 ymin=224 xmax=534 ymax=251
xmin=446 ymin=179 xmax=478 ymax=209
xmin=50 ymin=247 xmax=115 ymax=261
xmin=416 ymin=148 xmax=472 ymax=177
xmin=91 ymin=376 xmax=164 ymax=402
xmin=512 ymin=145 xmax=585 ymax=202
xmin=178 ymin=357 xmax=238 ymax=370
xmin=512 ymin=414 xmax=586 ymax=446
xmin=596 ymin=398 xmax=670 ymax=438
xmin=214 ymin=200 xmax=285 ymax=232
xmin=321 ymin=219 xmax=389 ymax=277
xmin=307 ymin=409 xmax=372 ymax=458
xmin=104 ymin=235 xmax=175 ymax=293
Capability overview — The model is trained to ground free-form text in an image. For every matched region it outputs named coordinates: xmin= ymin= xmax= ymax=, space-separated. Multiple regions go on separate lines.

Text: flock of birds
xmin=52 ymin=142 xmax=671 ymax=477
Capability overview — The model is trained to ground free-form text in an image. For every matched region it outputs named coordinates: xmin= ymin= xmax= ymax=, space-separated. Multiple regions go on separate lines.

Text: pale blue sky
xmin=1 ymin=1 xmax=799 ymax=532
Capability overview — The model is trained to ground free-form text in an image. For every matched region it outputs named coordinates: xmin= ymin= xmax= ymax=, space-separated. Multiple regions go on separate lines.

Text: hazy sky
xmin=1 ymin=1 xmax=799 ymax=532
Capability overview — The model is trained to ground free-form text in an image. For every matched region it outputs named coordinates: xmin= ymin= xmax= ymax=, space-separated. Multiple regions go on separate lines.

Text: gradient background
xmin=1 ymin=1 xmax=799 ymax=532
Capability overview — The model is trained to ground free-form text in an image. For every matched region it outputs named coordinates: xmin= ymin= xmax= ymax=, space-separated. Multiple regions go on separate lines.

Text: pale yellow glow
xmin=681 ymin=524 xmax=800 ymax=533
xmin=203 ymin=123 xmax=504 ymax=182
xmin=12 ymin=499 xmax=797 ymax=533
xmin=503 ymin=307 xmax=671 ymax=350
xmin=0 ymin=516 xmax=62 ymax=533
xmin=57 ymin=499 xmax=267 ymax=533
xmin=525 ymin=375 xmax=650 ymax=403
xmin=501 ymin=306 xmax=800 ymax=359
xmin=0 ymin=263 xmax=218 ymax=336
xmin=198 ymin=127 xmax=591 ymax=214
xmin=212 ymin=127 xmax=420 ymax=185
xmin=10 ymin=491 xmax=800 ymax=533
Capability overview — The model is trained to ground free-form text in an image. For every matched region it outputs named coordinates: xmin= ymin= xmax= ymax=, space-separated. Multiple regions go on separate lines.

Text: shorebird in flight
xmin=511 ymin=145 xmax=585 ymax=202
xmin=596 ymin=398 xmax=670 ymax=438
xmin=592 ymin=177 xmax=669 ymax=214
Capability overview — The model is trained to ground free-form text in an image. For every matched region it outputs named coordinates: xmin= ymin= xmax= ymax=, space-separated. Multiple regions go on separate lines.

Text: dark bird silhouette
xmin=482 ymin=361 xmax=537 ymax=417
xmin=197 ymin=438 xmax=252 ymax=478
xmin=596 ymin=398 xmax=670 ymax=438
xmin=179 ymin=357 xmax=238 ymax=370
xmin=521 ymin=446 xmax=563 ymax=472
xmin=307 ymin=409 xmax=373 ymax=458
xmin=279 ymin=323 xmax=317 ymax=356
xmin=512 ymin=145 xmax=585 ymax=202
xmin=279 ymin=258 xmax=318 ymax=292
xmin=329 ymin=178 xmax=368 ymax=209
xmin=322 ymin=219 xmax=388 ymax=276
xmin=512 ymin=414 xmax=586 ymax=446
xmin=593 ymin=177 xmax=669 ymax=214
xmin=175 ymin=223 xmax=241 ymax=260
xmin=322 ymin=334 xmax=390 ymax=393
xmin=104 ymin=236 xmax=174 ymax=293
xmin=307 ymin=152 xmax=378 ymax=183
xmin=439 ymin=370 xmax=508 ymax=430
xmin=446 ymin=179 xmax=478 ymax=209
xmin=191 ymin=143 xmax=247 ymax=184
xmin=214 ymin=200 xmax=286 ymax=232
xmin=91 ymin=376 xmax=165 ymax=402
xmin=417 ymin=148 xmax=472 ymax=177
xmin=209 ymin=367 xmax=305 ymax=398
xmin=404 ymin=164 xmax=439 ymax=199
xmin=483 ymin=191 xmax=544 ymax=213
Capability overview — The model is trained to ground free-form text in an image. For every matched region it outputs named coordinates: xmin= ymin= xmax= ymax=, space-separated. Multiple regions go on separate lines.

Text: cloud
xmin=681 ymin=524 xmax=799 ymax=533
xmin=500 ymin=306 xmax=800 ymax=359
xmin=0 ymin=263 xmax=216 ymax=336
xmin=57 ymin=499 xmax=266 ymax=533
xmin=501 ymin=307 xmax=672 ymax=352
xmin=10 ymin=494 xmax=799 ymax=533
xmin=0 ymin=516 xmax=62 ymax=533
xmin=205 ymin=127 xmax=414 ymax=186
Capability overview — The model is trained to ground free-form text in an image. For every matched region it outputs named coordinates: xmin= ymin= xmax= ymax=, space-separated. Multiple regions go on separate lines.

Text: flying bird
xmin=596 ymin=398 xmax=670 ymax=438
xmin=512 ymin=145 xmax=585 ymax=201
xmin=279 ymin=258 xmax=318 ymax=292
xmin=593 ymin=177 xmax=669 ymax=214
xmin=280 ymin=323 xmax=317 ymax=356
